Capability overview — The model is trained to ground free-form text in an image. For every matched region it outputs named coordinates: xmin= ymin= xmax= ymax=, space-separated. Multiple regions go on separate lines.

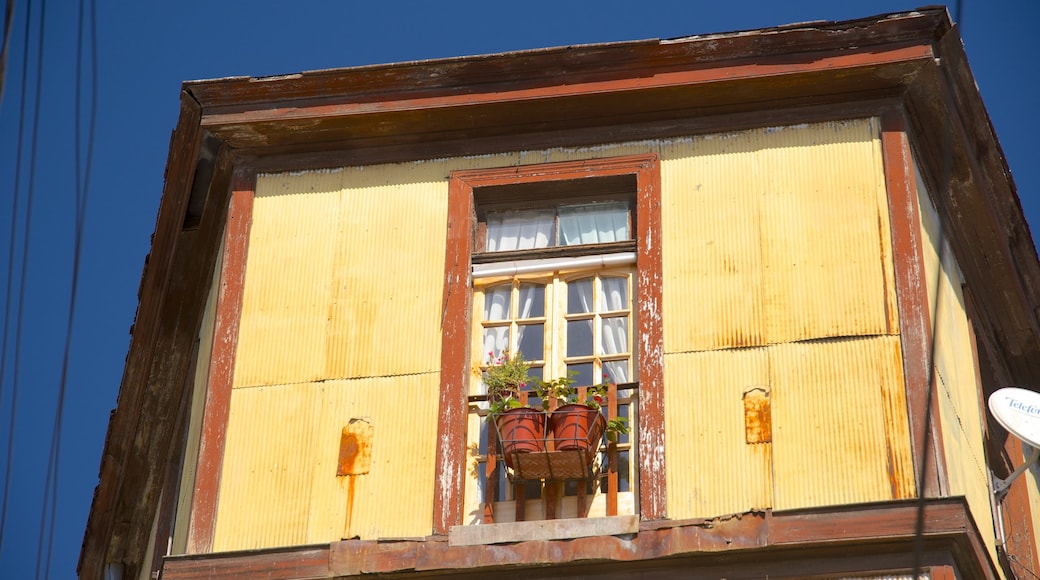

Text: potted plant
xmin=484 ymin=351 xmax=544 ymax=464
xmin=540 ymin=376 xmax=631 ymax=452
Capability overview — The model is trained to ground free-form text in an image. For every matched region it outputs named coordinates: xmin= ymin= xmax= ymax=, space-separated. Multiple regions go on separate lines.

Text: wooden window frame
xmin=434 ymin=154 xmax=664 ymax=534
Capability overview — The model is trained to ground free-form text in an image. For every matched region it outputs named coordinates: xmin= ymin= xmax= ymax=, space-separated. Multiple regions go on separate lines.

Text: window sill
xmin=448 ymin=514 xmax=638 ymax=546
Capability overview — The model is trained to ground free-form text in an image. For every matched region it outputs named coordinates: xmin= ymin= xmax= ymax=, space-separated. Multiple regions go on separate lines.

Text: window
xmin=434 ymin=155 xmax=664 ymax=534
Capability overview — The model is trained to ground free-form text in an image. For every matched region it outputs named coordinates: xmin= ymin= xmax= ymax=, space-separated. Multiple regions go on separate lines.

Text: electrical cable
xmin=0 ymin=0 xmax=32 ymax=554
xmin=0 ymin=0 xmax=14 ymax=103
xmin=40 ymin=0 xmax=95 ymax=576
xmin=18 ymin=0 xmax=45 ymax=577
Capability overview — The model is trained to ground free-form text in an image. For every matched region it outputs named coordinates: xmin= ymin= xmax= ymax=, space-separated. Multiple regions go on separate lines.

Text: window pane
xmin=567 ymin=319 xmax=593 ymax=357
xmin=482 ymin=327 xmax=510 ymax=367
xmin=599 ymin=276 xmax=628 ymax=311
xmin=603 ymin=360 xmax=629 ymax=384
xmin=517 ymin=323 xmax=544 ymax=362
xmin=600 ymin=317 xmax=628 ymax=356
xmin=559 ymin=202 xmax=630 ymax=246
xmin=567 ymin=362 xmax=594 ymax=388
xmin=483 ymin=285 xmax=511 ymax=321
xmin=568 ymin=278 xmax=593 ymax=314
xmin=517 ymin=283 xmax=544 ymax=318
xmin=486 ymin=209 xmax=554 ymax=251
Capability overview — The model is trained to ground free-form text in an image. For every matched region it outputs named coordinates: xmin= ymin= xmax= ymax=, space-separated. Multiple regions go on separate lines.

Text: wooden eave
xmin=80 ymin=7 xmax=1040 ymax=579
xmin=159 ymin=498 xmax=998 ymax=579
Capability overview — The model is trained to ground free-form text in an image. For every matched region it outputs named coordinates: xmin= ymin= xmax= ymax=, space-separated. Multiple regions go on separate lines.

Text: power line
xmin=0 ymin=0 xmax=14 ymax=103
xmin=41 ymin=0 xmax=95 ymax=576
xmin=0 ymin=0 xmax=33 ymax=554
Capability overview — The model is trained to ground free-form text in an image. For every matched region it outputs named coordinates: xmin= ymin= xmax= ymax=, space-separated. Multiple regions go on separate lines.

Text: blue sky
xmin=0 ymin=1 xmax=1037 ymax=577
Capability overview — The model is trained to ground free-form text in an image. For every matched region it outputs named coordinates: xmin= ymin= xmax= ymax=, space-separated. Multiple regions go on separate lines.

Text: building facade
xmin=80 ymin=8 xmax=1040 ymax=579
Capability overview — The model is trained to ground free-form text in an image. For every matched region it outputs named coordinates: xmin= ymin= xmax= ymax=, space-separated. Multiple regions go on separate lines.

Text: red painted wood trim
xmin=433 ymin=174 xmax=475 ymax=534
xmin=634 ymin=156 xmax=665 ymax=519
xmin=880 ymin=111 xmax=945 ymax=498
xmin=200 ymin=45 xmax=934 ymax=129
xmin=186 ymin=170 xmax=255 ymax=552
xmin=436 ymin=154 xmax=664 ymax=529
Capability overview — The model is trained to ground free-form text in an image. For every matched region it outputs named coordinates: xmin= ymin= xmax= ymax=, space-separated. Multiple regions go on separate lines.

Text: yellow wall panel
xmin=325 ymin=163 xmax=449 ymax=378
xmin=660 ymin=137 xmax=766 ymax=351
xmin=770 ymin=337 xmax=907 ymax=509
xmin=234 ymin=170 xmax=345 ymax=387
xmin=213 ymin=374 xmax=439 ymax=550
xmin=664 ymin=348 xmax=772 ymax=519
xmin=213 ymin=384 xmax=324 ymax=551
xmin=759 ymin=121 xmax=891 ymax=343
xmin=660 ymin=119 xmax=895 ymax=353
xmin=915 ymin=163 xmax=999 ymax=565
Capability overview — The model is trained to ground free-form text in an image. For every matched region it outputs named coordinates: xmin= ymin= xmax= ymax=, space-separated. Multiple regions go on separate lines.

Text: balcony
xmin=466 ymin=382 xmax=639 ymax=524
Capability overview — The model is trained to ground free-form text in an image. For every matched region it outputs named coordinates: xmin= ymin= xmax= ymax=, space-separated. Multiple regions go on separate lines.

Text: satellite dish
xmin=988 ymin=387 xmax=1040 ymax=499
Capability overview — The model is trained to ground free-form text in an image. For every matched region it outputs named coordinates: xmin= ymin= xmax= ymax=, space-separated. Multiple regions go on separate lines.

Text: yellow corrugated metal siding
xmin=770 ymin=337 xmax=912 ymax=508
xmin=916 ymin=176 xmax=999 ymax=566
xmin=664 ymin=348 xmax=772 ymax=519
xmin=660 ymin=119 xmax=911 ymax=516
xmin=325 ymin=163 xmax=450 ymax=378
xmin=212 ymin=374 xmax=439 ymax=550
xmin=212 ymin=125 xmax=923 ymax=545
xmin=233 ymin=170 xmax=345 ymax=387
xmin=661 ymin=119 xmax=896 ymax=353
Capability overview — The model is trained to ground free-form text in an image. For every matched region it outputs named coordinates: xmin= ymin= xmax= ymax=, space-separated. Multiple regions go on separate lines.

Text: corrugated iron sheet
xmin=770 ymin=337 xmax=910 ymax=509
xmin=212 ymin=374 xmax=439 ymax=550
xmin=661 ymin=119 xmax=895 ymax=353
xmin=233 ymin=170 xmax=345 ymax=387
xmin=234 ymin=166 xmax=449 ymax=386
xmin=915 ymin=167 xmax=998 ymax=565
xmin=664 ymin=348 xmax=772 ymax=520
xmin=324 ymin=164 xmax=449 ymax=379
xmin=213 ymin=383 xmax=323 ymax=550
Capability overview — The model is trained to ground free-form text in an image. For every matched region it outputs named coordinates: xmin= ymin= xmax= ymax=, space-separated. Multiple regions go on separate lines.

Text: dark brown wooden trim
xmin=200 ymin=44 xmax=933 ymax=135
xmin=236 ymin=98 xmax=899 ymax=177
xmin=149 ymin=339 xmax=200 ymax=576
xmin=185 ymin=170 xmax=255 ymax=553
xmin=163 ymin=498 xmax=999 ymax=579
xmin=78 ymin=92 xmax=205 ymax=579
xmin=187 ymin=10 xmax=948 ymax=112
xmin=880 ymin=110 xmax=946 ymax=498
xmin=436 ymin=155 xmax=664 ymax=529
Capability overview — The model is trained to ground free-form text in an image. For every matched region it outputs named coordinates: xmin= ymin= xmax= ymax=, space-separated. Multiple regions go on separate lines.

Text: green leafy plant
xmin=483 ymin=350 xmax=531 ymax=415
xmin=605 ymin=416 xmax=630 ymax=443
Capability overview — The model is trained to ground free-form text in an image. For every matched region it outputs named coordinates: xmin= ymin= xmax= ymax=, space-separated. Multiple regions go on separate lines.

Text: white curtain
xmin=559 ymin=202 xmax=629 ymax=246
xmin=486 ymin=209 xmax=554 ymax=251
xmin=569 ymin=277 xmax=629 ymax=384
xmin=482 ymin=285 xmax=511 ymax=365
xmin=482 ymin=283 xmax=542 ymax=365
xmin=598 ymin=277 xmax=629 ymax=383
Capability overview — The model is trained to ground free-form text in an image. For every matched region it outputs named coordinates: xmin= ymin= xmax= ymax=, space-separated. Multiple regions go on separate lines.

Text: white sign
xmin=989 ymin=387 xmax=1040 ymax=448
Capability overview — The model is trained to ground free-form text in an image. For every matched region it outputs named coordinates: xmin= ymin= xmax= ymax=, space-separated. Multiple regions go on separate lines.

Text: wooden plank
xmin=433 ymin=169 xmax=475 ymax=534
xmin=635 ymin=156 xmax=665 ymax=519
xmin=186 ymin=170 xmax=255 ymax=552
xmin=78 ymin=93 xmax=204 ymax=579
xmin=448 ymin=515 xmax=639 ymax=546
xmin=880 ymin=110 xmax=946 ymax=499
xmin=163 ymin=547 xmax=328 ymax=580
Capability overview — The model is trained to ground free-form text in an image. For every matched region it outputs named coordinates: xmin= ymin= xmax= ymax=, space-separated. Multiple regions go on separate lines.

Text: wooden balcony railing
xmin=467 ymin=382 xmax=638 ymax=524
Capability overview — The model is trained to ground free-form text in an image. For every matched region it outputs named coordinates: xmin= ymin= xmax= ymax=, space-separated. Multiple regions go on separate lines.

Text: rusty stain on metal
xmin=337 ymin=418 xmax=373 ymax=476
xmin=743 ymin=387 xmax=771 ymax=444
xmin=339 ymin=418 xmax=373 ymax=539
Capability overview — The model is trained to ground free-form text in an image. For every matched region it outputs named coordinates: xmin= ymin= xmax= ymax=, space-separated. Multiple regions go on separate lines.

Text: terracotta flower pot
xmin=495 ymin=407 xmax=546 ymax=467
xmin=550 ymin=404 xmax=606 ymax=451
